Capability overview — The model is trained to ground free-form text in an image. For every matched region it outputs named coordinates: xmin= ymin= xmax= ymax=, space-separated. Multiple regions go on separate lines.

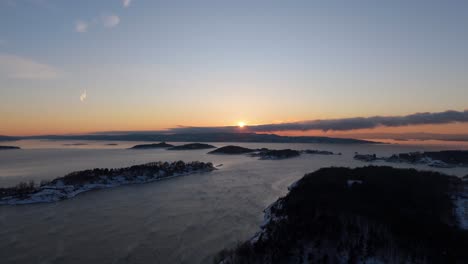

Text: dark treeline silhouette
xmin=216 ymin=166 xmax=468 ymax=263
xmin=208 ymin=145 xmax=256 ymax=154
xmin=251 ymin=149 xmax=301 ymax=160
xmin=0 ymin=145 xmax=20 ymax=150
xmin=129 ymin=142 xmax=174 ymax=149
xmin=168 ymin=143 xmax=216 ymax=150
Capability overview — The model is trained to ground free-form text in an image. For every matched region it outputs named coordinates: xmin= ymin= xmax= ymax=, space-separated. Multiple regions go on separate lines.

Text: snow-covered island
xmin=0 ymin=161 xmax=215 ymax=205
xmin=354 ymin=150 xmax=468 ymax=168
xmin=215 ymin=166 xmax=468 ymax=263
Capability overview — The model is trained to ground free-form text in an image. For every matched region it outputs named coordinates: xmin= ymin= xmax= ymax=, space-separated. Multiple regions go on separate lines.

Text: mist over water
xmin=1 ymin=140 xmax=468 ymax=263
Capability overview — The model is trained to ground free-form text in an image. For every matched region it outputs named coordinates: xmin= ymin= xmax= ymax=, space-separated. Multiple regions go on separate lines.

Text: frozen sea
xmin=1 ymin=140 xmax=467 ymax=263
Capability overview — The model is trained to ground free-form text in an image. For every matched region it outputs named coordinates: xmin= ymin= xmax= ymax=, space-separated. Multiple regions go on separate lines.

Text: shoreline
xmin=0 ymin=161 xmax=215 ymax=205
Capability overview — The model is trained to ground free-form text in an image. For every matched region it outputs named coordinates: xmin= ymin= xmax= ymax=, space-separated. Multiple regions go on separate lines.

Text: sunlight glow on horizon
xmin=1 ymin=1 xmax=468 ymax=137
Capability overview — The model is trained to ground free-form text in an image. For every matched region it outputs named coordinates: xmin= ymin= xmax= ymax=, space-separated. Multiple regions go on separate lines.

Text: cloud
xmin=0 ymin=53 xmax=59 ymax=80
xmin=165 ymin=110 xmax=468 ymax=133
xmin=123 ymin=0 xmax=132 ymax=8
xmin=101 ymin=14 xmax=120 ymax=28
xmin=75 ymin=14 xmax=120 ymax=33
xmin=75 ymin=20 xmax=88 ymax=33
xmin=80 ymin=90 xmax=87 ymax=102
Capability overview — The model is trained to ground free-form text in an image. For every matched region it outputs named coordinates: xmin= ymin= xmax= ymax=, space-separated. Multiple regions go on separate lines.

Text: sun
xmin=238 ymin=121 xmax=246 ymax=128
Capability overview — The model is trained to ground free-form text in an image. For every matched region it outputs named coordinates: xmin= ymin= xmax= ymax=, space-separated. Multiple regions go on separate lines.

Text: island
xmin=63 ymin=143 xmax=88 ymax=146
xmin=251 ymin=149 xmax=301 ymax=160
xmin=208 ymin=145 xmax=256 ymax=155
xmin=215 ymin=166 xmax=468 ymax=263
xmin=0 ymin=161 xmax=215 ymax=205
xmin=129 ymin=142 xmax=174 ymax=149
xmin=354 ymin=150 xmax=468 ymax=168
xmin=168 ymin=143 xmax=216 ymax=150
xmin=209 ymin=146 xmax=339 ymax=159
xmin=0 ymin=146 xmax=20 ymax=150
xmin=303 ymin=149 xmax=337 ymax=155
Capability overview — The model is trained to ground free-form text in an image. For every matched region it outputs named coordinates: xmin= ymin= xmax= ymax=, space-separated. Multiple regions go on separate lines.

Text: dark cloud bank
xmin=168 ymin=110 xmax=468 ymax=133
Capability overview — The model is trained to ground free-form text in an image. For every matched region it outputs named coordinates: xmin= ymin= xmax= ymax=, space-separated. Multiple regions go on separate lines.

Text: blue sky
xmin=1 ymin=0 xmax=468 ymax=135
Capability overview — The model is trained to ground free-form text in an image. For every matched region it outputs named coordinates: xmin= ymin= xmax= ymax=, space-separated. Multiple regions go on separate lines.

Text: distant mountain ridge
xmin=0 ymin=133 xmax=377 ymax=144
xmin=0 ymin=136 xmax=20 ymax=142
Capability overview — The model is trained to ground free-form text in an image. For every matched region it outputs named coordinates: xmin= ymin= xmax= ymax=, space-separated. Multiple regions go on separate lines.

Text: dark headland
xmin=216 ymin=166 xmax=468 ymax=263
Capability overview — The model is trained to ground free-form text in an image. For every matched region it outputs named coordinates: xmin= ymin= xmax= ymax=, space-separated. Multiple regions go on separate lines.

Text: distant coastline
xmin=0 ymin=132 xmax=377 ymax=144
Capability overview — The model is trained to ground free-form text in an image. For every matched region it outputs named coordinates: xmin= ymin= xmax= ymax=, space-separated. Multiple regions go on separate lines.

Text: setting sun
xmin=238 ymin=121 xmax=246 ymax=128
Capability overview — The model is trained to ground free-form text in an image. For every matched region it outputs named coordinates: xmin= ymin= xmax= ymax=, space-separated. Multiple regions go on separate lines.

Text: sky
xmin=1 ymin=0 xmax=468 ymax=136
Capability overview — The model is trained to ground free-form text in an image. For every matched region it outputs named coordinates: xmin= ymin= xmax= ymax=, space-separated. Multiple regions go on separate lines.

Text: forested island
xmin=216 ymin=166 xmax=468 ymax=263
xmin=0 ymin=146 xmax=20 ymax=150
xmin=208 ymin=145 xmax=257 ymax=154
xmin=168 ymin=143 xmax=216 ymax=150
xmin=354 ymin=150 xmax=468 ymax=168
xmin=209 ymin=145 xmax=339 ymax=160
xmin=129 ymin=142 xmax=174 ymax=149
xmin=251 ymin=149 xmax=301 ymax=160
xmin=0 ymin=161 xmax=215 ymax=205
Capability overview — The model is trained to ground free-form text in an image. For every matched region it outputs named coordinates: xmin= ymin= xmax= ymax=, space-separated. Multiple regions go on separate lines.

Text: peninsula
xmin=0 ymin=161 xmax=215 ymax=205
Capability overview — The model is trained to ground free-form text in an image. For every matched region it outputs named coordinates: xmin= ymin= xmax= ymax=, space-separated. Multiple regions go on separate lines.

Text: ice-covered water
xmin=1 ymin=140 xmax=467 ymax=263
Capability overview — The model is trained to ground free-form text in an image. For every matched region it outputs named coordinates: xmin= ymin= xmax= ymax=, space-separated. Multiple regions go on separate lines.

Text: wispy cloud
xmin=80 ymin=90 xmax=87 ymax=102
xmin=101 ymin=14 xmax=120 ymax=28
xmin=75 ymin=20 xmax=88 ymax=33
xmin=0 ymin=53 xmax=60 ymax=80
xmin=123 ymin=0 xmax=132 ymax=8
xmin=165 ymin=110 xmax=468 ymax=133
xmin=75 ymin=13 xmax=120 ymax=33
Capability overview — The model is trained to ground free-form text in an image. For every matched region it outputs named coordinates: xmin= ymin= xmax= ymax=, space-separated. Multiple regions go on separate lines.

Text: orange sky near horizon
xmin=3 ymin=114 xmax=468 ymax=137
